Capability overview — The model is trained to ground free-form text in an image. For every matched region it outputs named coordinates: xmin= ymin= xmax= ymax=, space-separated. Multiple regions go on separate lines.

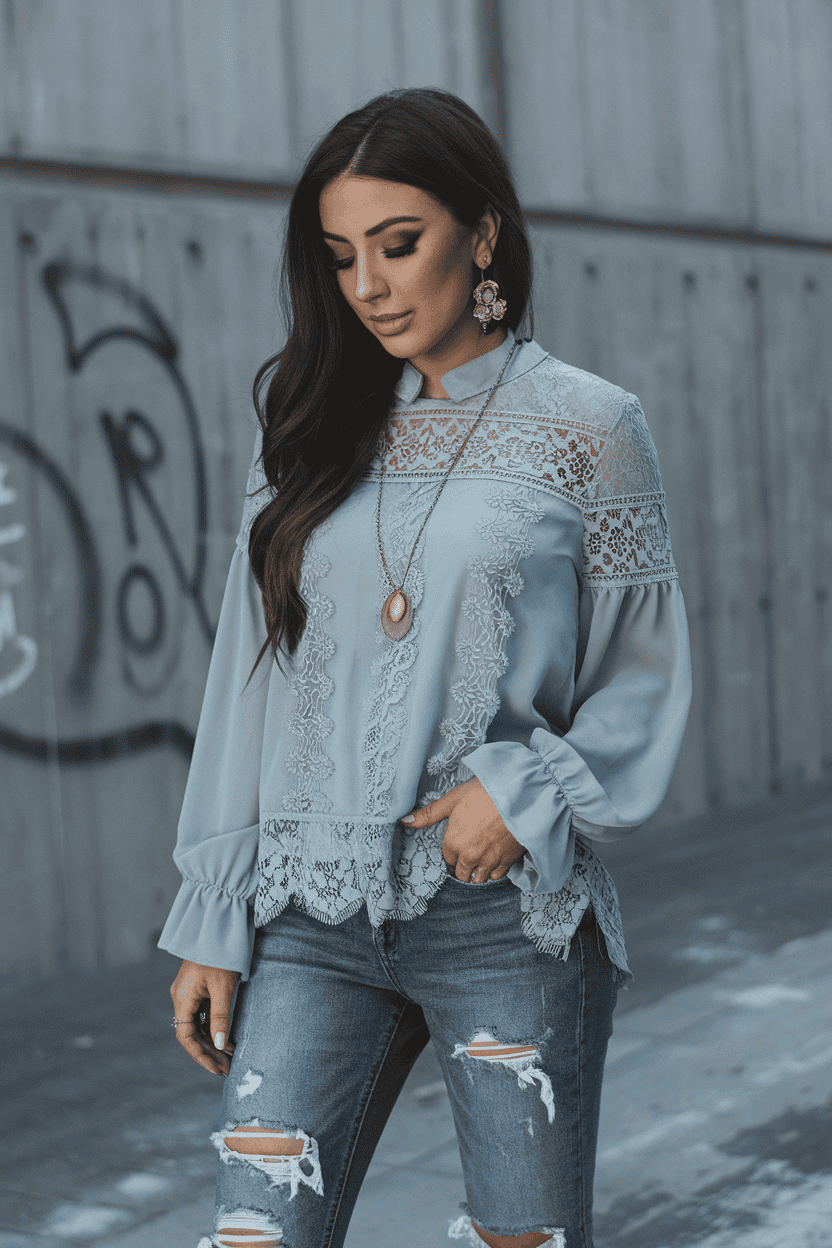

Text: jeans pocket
xmin=444 ymin=864 xmax=509 ymax=888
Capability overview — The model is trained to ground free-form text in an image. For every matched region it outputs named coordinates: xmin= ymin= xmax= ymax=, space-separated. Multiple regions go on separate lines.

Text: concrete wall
xmin=504 ymin=0 xmax=832 ymax=236
xmin=501 ymin=0 xmax=832 ymax=821
xmin=0 ymin=187 xmax=287 ymax=984
xmin=0 ymin=0 xmax=491 ymax=173
xmin=0 ymin=0 xmax=494 ymax=986
xmin=1 ymin=0 xmax=830 ymax=984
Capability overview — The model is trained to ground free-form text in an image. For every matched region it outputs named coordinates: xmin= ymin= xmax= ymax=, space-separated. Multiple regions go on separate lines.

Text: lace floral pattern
xmin=281 ymin=520 xmax=336 ymax=814
xmin=255 ymin=815 xmax=447 ymax=927
xmin=424 ymin=487 xmax=545 ymax=799
xmin=588 ymin=396 xmax=663 ymax=498
xmin=255 ymin=818 xmax=631 ymax=978
xmin=376 ymin=381 xmax=677 ymax=591
xmin=394 ymin=354 xmax=625 ymax=423
xmin=582 ymin=499 xmax=676 ymax=586
xmin=519 ymin=836 xmax=630 ymax=977
xmin=376 ymin=412 xmax=602 ymax=503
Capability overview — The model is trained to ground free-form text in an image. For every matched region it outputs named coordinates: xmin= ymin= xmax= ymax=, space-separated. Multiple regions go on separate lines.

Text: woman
xmin=160 ymin=88 xmax=692 ymax=1248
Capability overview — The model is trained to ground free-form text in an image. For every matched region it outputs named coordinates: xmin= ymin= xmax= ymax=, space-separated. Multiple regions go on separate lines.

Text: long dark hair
xmin=248 ymin=87 xmax=534 ymax=675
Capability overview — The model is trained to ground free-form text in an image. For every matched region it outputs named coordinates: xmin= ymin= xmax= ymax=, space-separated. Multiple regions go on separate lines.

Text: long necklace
xmin=375 ymin=339 xmax=518 ymax=640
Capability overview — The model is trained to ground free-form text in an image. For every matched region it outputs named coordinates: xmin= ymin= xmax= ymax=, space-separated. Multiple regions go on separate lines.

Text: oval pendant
xmin=381 ymin=588 xmax=412 ymax=640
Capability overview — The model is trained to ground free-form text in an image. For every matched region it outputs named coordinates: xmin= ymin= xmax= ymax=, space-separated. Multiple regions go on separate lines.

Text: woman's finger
xmin=173 ymin=1020 xmax=225 ymax=1075
xmin=208 ymin=984 xmax=237 ymax=1055
xmin=170 ymin=961 xmax=239 ymax=1076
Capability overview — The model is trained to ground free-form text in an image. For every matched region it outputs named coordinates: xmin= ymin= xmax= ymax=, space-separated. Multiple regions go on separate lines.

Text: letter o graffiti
xmin=117 ymin=564 xmax=164 ymax=654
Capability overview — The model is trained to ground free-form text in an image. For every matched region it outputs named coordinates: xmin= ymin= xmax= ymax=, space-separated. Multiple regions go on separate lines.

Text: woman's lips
xmin=369 ymin=310 xmax=414 ymax=334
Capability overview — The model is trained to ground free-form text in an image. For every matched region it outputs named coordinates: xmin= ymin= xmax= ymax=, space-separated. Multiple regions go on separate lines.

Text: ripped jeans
xmin=200 ymin=869 xmax=622 ymax=1248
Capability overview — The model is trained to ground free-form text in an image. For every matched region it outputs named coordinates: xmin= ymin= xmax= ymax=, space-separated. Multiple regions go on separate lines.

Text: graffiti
xmin=0 ymin=260 xmax=221 ymax=763
xmin=100 ymin=406 xmax=213 ymax=644
xmin=0 ymin=422 xmax=101 ymax=700
xmin=0 ymin=461 xmax=38 ymax=698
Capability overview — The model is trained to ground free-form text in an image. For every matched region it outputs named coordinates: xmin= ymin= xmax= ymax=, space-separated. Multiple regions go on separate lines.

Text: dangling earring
xmin=472 ymin=253 xmax=507 ymax=332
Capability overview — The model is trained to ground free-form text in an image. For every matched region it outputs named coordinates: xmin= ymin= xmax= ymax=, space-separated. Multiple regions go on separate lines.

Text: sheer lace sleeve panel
xmin=582 ymin=396 xmax=678 ymax=588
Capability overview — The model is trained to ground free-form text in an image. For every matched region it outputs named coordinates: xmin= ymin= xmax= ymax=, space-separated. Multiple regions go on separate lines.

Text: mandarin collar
xmin=394 ymin=328 xmax=548 ymax=404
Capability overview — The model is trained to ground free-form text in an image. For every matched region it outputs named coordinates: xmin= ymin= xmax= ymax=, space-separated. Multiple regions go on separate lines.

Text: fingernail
xmin=400 ymin=814 xmax=416 ymax=824
xmin=214 ymin=1031 xmax=224 ymax=1049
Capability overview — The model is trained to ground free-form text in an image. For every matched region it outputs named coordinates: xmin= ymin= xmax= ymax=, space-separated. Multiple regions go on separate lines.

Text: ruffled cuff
xmin=157 ymin=824 xmax=260 ymax=979
xmin=157 ymin=877 xmax=257 ymax=979
xmin=462 ymin=740 xmax=576 ymax=894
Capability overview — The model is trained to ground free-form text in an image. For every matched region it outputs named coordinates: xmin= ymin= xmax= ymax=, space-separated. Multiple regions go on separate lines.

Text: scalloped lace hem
xmin=253 ymin=819 xmax=631 ymax=977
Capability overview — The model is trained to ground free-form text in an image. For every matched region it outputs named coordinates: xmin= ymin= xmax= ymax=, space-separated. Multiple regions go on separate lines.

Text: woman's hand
xmin=400 ymin=778 xmax=526 ymax=881
xmin=170 ymin=960 xmax=241 ymax=1076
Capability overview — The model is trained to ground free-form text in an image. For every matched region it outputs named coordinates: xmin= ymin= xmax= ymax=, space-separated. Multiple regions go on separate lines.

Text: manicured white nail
xmin=400 ymin=814 xmax=416 ymax=824
xmin=214 ymin=1031 xmax=224 ymax=1049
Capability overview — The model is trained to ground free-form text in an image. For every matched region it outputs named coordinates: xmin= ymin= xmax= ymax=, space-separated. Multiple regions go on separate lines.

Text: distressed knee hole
xmin=198 ymin=1206 xmax=283 ymax=1247
xmin=210 ymin=1120 xmax=324 ymax=1199
xmin=451 ymin=1031 xmax=556 ymax=1124
xmin=224 ymin=1125 xmax=304 ymax=1157
xmin=448 ymin=1214 xmax=566 ymax=1247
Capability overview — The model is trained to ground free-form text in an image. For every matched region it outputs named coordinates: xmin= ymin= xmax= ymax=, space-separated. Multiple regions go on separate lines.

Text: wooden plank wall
xmin=0 ymin=0 xmax=830 ymax=981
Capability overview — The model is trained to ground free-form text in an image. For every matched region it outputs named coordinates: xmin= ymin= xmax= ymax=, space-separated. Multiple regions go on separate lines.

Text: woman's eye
xmin=383 ymin=239 xmax=418 ymax=258
xmin=327 ymin=235 xmax=419 ymax=271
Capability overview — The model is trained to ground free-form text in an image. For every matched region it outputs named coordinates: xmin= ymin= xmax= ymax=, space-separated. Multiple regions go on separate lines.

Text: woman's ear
xmin=478 ymin=204 xmax=502 ymax=255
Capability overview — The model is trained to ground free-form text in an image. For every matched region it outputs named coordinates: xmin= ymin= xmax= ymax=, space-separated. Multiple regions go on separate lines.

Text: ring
xmin=171 ymin=1017 xmax=189 ymax=1028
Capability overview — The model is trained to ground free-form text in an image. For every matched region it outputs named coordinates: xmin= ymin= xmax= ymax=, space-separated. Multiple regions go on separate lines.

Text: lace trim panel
xmin=518 ymin=836 xmax=631 ymax=978
xmin=254 ymin=818 xmax=631 ymax=978
xmin=368 ymin=412 xmax=604 ymax=505
xmin=373 ymin=391 xmax=677 ymax=589
xmin=581 ymin=497 xmax=677 ymax=587
xmin=581 ymin=396 xmax=677 ymax=587
xmin=255 ymin=816 xmax=445 ymax=928
xmin=280 ymin=519 xmax=336 ymax=814
xmin=588 ymin=395 xmax=663 ymax=498
xmin=423 ymin=486 xmax=545 ymax=799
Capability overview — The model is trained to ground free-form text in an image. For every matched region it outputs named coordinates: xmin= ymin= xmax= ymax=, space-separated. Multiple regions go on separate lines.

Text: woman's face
xmin=318 ymin=175 xmax=497 ymax=361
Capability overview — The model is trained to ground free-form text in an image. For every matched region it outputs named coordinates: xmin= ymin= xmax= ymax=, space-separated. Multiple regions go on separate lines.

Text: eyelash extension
xmin=328 ymin=236 xmax=420 ymax=271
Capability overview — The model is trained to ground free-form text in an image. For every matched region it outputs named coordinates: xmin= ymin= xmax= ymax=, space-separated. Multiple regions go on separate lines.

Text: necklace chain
xmin=375 ymin=340 xmax=518 ymax=595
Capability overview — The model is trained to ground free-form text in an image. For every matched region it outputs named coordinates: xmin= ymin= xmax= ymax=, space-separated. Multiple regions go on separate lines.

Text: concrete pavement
xmin=2 ymin=781 xmax=831 ymax=1247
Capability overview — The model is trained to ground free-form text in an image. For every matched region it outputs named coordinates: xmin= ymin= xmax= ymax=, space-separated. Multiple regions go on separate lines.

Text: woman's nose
xmin=353 ymin=252 xmax=386 ymax=302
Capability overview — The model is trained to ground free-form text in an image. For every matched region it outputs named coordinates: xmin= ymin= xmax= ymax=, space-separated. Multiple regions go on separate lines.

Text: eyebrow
xmin=321 ymin=216 xmax=423 ymax=243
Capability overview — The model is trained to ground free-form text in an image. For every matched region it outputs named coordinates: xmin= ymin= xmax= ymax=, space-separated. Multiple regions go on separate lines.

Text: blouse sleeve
xmin=461 ymin=395 xmax=692 ymax=895
xmin=157 ymin=430 xmax=273 ymax=978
